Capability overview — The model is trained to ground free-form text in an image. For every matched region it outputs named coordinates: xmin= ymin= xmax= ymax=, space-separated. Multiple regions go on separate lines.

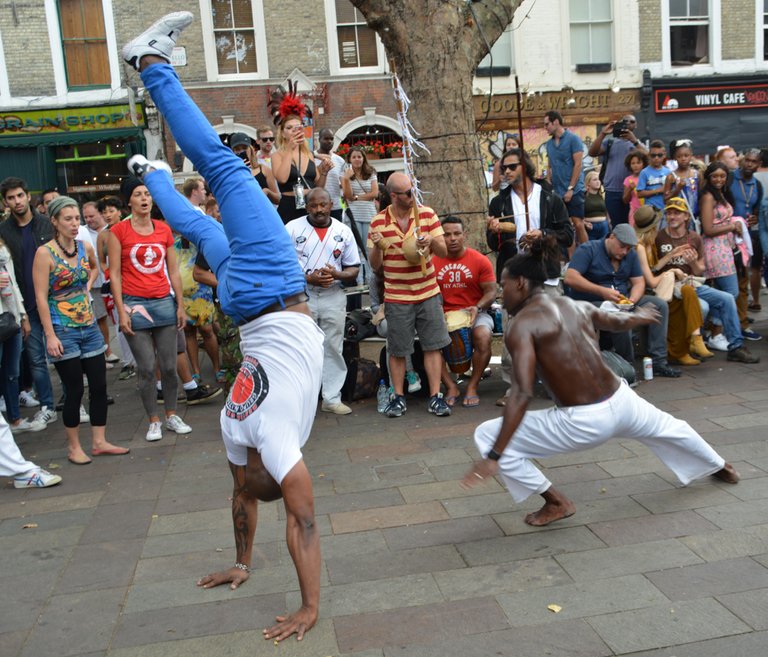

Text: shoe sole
xmin=145 ymin=434 xmax=163 ymax=442
xmin=122 ymin=12 xmax=194 ymax=69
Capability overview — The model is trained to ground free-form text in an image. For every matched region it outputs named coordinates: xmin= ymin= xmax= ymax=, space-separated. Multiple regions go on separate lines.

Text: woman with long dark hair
xmin=32 ymin=196 xmax=128 ymax=463
xmin=341 ymin=145 xmax=379 ymax=250
xmin=699 ymin=161 xmax=742 ymax=299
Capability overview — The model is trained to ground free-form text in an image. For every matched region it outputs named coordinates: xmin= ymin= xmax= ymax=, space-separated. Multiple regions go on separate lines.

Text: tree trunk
xmin=352 ymin=0 xmax=523 ymax=249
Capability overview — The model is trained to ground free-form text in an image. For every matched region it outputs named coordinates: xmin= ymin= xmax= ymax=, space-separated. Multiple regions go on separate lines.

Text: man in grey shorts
xmin=368 ymin=172 xmax=451 ymax=418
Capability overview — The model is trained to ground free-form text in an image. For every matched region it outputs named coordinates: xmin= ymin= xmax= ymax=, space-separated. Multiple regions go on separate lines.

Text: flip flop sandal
xmin=462 ymin=395 xmax=480 ymax=407
xmin=444 ymin=395 xmax=460 ymax=408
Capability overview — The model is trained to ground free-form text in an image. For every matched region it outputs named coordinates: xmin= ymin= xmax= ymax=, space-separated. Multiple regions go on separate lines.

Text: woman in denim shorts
xmin=32 ymin=196 xmax=128 ymax=464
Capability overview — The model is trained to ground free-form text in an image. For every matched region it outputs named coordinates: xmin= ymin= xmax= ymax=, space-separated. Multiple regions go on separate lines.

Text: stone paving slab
xmin=554 ymin=538 xmax=703 ymax=581
xmin=333 ymin=596 xmax=510 ymax=653
xmin=586 ymin=598 xmax=751 ymax=654
xmin=644 ymin=557 xmax=768 ymax=601
xmin=330 ymin=501 xmax=449 ymax=534
xmin=621 ymin=628 xmax=768 ymax=657
xmin=716 ymin=587 xmax=768 ymax=630
xmin=588 ymin=509 xmax=720 ymax=546
xmin=680 ymin=525 xmax=768 ymax=561
xmin=497 ymin=573 xmax=668 ymax=627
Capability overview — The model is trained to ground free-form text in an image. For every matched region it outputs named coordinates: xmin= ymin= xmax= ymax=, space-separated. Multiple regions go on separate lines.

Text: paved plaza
xmin=2 ymin=314 xmax=768 ymax=657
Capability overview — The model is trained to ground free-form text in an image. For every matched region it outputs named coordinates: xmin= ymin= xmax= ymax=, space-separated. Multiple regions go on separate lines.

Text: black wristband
xmin=487 ymin=449 xmax=502 ymax=461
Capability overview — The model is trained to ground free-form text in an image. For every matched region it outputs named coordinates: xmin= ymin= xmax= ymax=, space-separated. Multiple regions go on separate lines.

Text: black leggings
xmin=54 ymin=353 xmax=108 ymax=428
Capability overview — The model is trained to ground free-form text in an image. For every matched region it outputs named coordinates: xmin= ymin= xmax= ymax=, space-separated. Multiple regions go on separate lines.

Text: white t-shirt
xmin=321 ymin=152 xmax=346 ymax=211
xmin=284 ymin=216 xmax=360 ymax=286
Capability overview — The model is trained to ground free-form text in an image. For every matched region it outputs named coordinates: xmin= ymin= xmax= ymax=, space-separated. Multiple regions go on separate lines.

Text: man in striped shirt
xmin=368 ymin=173 xmax=451 ymax=418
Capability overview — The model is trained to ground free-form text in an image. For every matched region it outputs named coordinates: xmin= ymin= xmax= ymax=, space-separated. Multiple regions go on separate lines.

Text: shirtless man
xmin=122 ymin=12 xmax=323 ymax=643
xmin=462 ymin=236 xmax=739 ymax=526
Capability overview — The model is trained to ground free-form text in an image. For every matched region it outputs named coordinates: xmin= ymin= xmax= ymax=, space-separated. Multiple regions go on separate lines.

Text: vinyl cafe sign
xmin=655 ymin=83 xmax=768 ymax=113
xmin=0 ymin=104 xmax=145 ymax=135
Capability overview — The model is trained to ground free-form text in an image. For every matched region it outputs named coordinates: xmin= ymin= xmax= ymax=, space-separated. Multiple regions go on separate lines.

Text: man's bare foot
xmin=524 ymin=499 xmax=576 ymax=526
xmin=263 ymin=605 xmax=317 ymax=642
xmin=197 ymin=567 xmax=250 ymax=591
xmin=713 ymin=463 xmax=740 ymax=484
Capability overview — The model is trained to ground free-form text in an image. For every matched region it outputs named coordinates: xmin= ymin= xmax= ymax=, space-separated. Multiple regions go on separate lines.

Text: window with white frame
xmin=326 ymin=0 xmax=384 ymax=74
xmin=763 ymin=0 xmax=768 ymax=61
xmin=58 ymin=0 xmax=110 ymax=88
xmin=477 ymin=27 xmax=514 ymax=77
xmin=569 ymin=0 xmax=613 ymax=70
xmin=669 ymin=0 xmax=710 ymax=65
xmin=200 ymin=0 xmax=268 ymax=79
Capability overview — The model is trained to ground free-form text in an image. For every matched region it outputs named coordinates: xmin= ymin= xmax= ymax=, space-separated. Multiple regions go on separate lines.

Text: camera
xmin=236 ymin=151 xmax=249 ymax=162
xmin=612 ymin=120 xmax=628 ymax=139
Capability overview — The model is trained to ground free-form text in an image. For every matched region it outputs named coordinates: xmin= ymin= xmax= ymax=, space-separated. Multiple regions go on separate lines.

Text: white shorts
xmin=475 ymin=380 xmax=725 ymax=503
xmin=220 ymin=311 xmax=324 ymax=483
xmin=473 ymin=311 xmax=494 ymax=333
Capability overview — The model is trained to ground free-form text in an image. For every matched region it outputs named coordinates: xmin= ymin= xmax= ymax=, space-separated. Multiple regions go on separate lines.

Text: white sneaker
xmin=707 ymin=333 xmax=729 ymax=352
xmin=79 ymin=405 xmax=90 ymax=424
xmin=33 ymin=406 xmax=57 ymax=425
xmin=122 ymin=11 xmax=194 ymax=70
xmin=165 ymin=414 xmax=192 ymax=434
xmin=9 ymin=417 xmax=47 ymax=434
xmin=405 ymin=370 xmax=422 ymax=394
xmin=0 ymin=397 xmax=5 ymax=412
xmin=145 ymin=421 xmax=163 ymax=442
xmin=321 ymin=401 xmax=352 ymax=415
xmin=13 ymin=468 xmax=62 ymax=489
xmin=127 ymin=154 xmax=172 ymax=180
xmin=19 ymin=390 xmax=40 ymax=407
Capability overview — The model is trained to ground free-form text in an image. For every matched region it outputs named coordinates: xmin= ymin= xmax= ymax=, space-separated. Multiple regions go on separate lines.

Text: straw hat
xmin=633 ymin=205 xmax=662 ymax=235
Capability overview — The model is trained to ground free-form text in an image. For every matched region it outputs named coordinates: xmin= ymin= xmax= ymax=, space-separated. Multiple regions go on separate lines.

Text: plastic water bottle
xmin=376 ymin=379 xmax=389 ymax=413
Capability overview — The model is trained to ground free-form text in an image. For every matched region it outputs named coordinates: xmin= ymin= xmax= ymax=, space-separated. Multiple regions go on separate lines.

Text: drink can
xmin=643 ymin=357 xmax=653 ymax=381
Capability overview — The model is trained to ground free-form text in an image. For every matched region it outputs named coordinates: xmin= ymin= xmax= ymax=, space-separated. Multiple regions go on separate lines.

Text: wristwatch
xmin=476 ymin=305 xmax=484 ymax=314
xmin=567 ymin=185 xmax=574 ymax=191
xmin=353 ymin=195 xmax=359 ymax=201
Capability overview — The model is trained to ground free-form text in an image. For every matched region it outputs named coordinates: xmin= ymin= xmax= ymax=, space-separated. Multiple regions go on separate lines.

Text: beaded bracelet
xmin=234 ymin=562 xmax=251 ymax=573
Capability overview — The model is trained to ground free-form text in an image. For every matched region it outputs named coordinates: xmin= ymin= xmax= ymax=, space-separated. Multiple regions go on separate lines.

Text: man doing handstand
xmin=123 ymin=12 xmax=323 ymax=643
xmin=462 ymin=236 xmax=738 ymax=525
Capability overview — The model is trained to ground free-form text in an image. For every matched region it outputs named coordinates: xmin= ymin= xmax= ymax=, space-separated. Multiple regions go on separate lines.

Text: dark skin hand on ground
xmin=462 ymin=273 xmax=739 ymax=526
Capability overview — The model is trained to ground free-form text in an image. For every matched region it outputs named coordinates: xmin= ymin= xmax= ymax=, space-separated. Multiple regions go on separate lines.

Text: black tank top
xmin=277 ymin=159 xmax=317 ymax=193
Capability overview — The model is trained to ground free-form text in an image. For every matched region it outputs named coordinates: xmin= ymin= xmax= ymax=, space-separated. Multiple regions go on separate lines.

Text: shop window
xmin=325 ymin=0 xmax=384 ymax=74
xmin=58 ymin=0 xmax=110 ymax=88
xmin=570 ymin=0 xmax=613 ymax=71
xmin=669 ymin=0 xmax=709 ymax=65
xmin=55 ymin=139 xmax=137 ymax=200
xmin=477 ymin=28 xmax=514 ymax=77
xmin=200 ymin=0 xmax=268 ymax=80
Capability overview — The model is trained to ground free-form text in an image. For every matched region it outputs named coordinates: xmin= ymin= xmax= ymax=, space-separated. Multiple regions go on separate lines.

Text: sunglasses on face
xmin=501 ymin=162 xmax=521 ymax=172
xmin=391 ymin=189 xmax=413 ymax=198
xmin=650 ymin=153 xmax=665 ymax=158
xmin=261 ymin=136 xmax=275 ymax=142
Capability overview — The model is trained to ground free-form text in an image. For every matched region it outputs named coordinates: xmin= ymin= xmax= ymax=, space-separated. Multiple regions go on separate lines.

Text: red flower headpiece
xmin=267 ymin=80 xmax=312 ymax=126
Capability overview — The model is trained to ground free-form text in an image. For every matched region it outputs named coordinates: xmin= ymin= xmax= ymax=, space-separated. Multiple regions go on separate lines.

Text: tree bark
xmin=352 ymin=0 xmax=523 ymax=248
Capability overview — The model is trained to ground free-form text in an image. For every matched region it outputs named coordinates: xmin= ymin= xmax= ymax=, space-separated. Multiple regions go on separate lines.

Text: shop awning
xmin=0 ymin=127 xmax=143 ymax=149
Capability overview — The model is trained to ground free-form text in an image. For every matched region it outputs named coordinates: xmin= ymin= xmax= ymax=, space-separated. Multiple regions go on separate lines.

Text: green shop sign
xmin=0 ymin=104 xmax=146 ymax=135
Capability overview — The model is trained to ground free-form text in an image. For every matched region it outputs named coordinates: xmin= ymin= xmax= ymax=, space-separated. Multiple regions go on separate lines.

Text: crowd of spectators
xmin=2 ymin=108 xmax=767 ymax=486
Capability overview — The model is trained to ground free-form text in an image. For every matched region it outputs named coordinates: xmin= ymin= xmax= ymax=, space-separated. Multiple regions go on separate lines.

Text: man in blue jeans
xmin=0 ymin=177 xmax=57 ymax=424
xmin=563 ymin=224 xmax=681 ymax=377
xmin=123 ymin=12 xmax=323 ymax=644
xmin=656 ymin=198 xmax=759 ymax=364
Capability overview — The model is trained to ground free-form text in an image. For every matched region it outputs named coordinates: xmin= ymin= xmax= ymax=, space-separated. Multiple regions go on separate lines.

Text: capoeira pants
xmin=474 ymin=380 xmax=725 ymax=503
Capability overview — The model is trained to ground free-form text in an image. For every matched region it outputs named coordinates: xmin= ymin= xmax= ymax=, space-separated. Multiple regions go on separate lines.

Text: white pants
xmin=474 ymin=380 xmax=725 ymax=503
xmin=308 ymin=285 xmax=347 ymax=405
xmin=221 ymin=312 xmax=323 ymax=484
xmin=0 ymin=414 xmax=36 ymax=477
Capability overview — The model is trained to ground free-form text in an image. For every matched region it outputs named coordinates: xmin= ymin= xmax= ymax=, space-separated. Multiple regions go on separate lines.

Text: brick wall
xmin=721 ymin=0 xmax=756 ymax=60
xmin=638 ymin=0 xmax=662 ymax=64
xmin=1 ymin=9 xmax=57 ymax=96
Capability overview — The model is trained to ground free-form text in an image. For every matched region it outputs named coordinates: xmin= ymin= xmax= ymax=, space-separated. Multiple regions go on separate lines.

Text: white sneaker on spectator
xmin=165 ymin=414 xmax=192 ymax=434
xmin=13 ymin=468 xmax=62 ymax=489
xmin=79 ymin=405 xmax=90 ymax=424
xmin=405 ymin=370 xmax=422 ymax=393
xmin=145 ymin=421 xmax=163 ymax=442
xmin=33 ymin=406 xmax=57 ymax=425
xmin=321 ymin=401 xmax=352 ymax=415
xmin=10 ymin=417 xmax=47 ymax=433
xmin=19 ymin=390 xmax=40 ymax=407
xmin=707 ymin=333 xmax=729 ymax=352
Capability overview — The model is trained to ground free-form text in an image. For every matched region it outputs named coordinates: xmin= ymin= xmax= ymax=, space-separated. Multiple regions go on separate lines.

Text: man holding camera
xmin=588 ymin=115 xmax=646 ymax=226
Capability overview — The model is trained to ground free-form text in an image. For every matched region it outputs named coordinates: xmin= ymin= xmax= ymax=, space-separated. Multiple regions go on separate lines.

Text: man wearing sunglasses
xmin=486 ymin=148 xmax=574 ymax=406
xmin=368 ymin=172 xmax=452 ymax=418
xmin=256 ymin=125 xmax=276 ymax=166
